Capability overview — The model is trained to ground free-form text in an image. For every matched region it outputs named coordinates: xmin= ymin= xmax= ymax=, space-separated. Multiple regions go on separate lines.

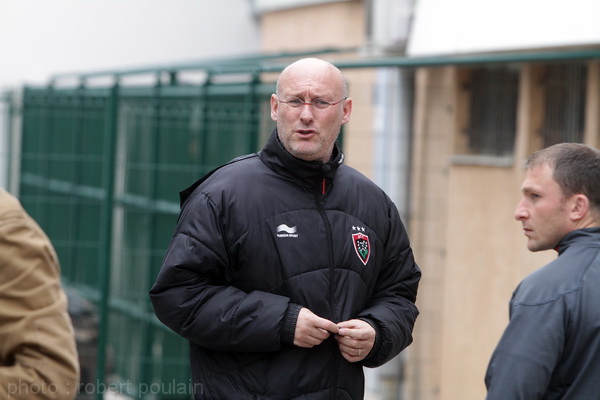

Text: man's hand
xmin=335 ymin=319 xmax=376 ymax=362
xmin=293 ymin=308 xmax=339 ymax=348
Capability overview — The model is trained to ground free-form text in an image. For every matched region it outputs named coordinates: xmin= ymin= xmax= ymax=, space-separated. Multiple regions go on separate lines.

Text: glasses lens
xmin=280 ymin=97 xmax=342 ymax=109
xmin=286 ymin=98 xmax=303 ymax=107
xmin=312 ymin=99 xmax=331 ymax=109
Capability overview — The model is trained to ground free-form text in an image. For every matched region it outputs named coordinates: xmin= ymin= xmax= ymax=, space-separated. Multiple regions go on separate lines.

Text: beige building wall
xmin=439 ymin=163 xmax=549 ymax=399
xmin=586 ymin=62 xmax=600 ymax=148
xmin=410 ymin=62 xmax=600 ymax=400
xmin=260 ymin=1 xmax=364 ymax=53
xmin=404 ymin=67 xmax=453 ymax=399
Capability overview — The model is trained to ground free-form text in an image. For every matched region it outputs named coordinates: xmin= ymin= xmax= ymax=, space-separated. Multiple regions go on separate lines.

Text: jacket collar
xmin=179 ymin=129 xmax=345 ymax=207
xmin=258 ymin=128 xmax=344 ymax=184
xmin=556 ymin=227 xmax=600 ymax=254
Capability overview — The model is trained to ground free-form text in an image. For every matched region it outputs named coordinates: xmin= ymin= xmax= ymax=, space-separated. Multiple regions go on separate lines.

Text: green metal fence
xmin=18 ymin=73 xmax=275 ymax=399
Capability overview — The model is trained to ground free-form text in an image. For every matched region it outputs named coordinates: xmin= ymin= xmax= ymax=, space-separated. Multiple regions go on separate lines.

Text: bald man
xmin=151 ymin=58 xmax=421 ymax=399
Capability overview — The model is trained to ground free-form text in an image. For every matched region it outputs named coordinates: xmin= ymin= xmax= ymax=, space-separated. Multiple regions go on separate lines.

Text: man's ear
xmin=270 ymin=94 xmax=279 ymax=122
xmin=341 ymin=98 xmax=352 ymax=125
xmin=569 ymin=194 xmax=590 ymax=221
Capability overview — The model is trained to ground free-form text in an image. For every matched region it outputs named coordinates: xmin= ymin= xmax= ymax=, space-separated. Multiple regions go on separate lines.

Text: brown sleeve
xmin=0 ymin=189 xmax=80 ymax=400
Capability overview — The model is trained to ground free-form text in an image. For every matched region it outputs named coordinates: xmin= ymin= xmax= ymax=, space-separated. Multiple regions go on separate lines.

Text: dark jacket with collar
xmin=486 ymin=227 xmax=600 ymax=399
xmin=150 ymin=129 xmax=421 ymax=400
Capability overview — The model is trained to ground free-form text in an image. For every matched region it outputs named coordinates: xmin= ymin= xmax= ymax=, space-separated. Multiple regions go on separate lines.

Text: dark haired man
xmin=486 ymin=143 xmax=600 ymax=399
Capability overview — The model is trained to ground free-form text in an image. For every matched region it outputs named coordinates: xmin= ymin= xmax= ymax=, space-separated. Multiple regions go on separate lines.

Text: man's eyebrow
xmin=521 ymin=185 xmax=542 ymax=195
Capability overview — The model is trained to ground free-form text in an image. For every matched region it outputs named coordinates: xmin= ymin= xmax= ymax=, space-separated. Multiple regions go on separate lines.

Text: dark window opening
xmin=540 ymin=63 xmax=587 ymax=147
xmin=465 ymin=66 xmax=519 ymax=157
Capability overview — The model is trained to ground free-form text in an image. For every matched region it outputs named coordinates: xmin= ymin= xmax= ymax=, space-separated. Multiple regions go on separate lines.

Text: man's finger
xmin=315 ymin=318 xmax=339 ymax=334
xmin=337 ymin=319 xmax=372 ymax=338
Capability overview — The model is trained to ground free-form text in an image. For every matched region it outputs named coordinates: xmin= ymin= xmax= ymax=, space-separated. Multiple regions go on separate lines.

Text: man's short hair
xmin=527 ymin=142 xmax=600 ymax=212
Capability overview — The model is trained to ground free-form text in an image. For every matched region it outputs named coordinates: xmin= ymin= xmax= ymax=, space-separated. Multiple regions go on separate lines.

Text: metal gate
xmin=17 ymin=70 xmax=274 ymax=399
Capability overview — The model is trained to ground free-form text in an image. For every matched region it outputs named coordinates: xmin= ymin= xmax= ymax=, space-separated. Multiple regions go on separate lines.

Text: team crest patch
xmin=352 ymin=232 xmax=370 ymax=265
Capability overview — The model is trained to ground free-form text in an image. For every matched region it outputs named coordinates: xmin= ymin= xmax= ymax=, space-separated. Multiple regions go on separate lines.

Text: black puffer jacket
xmin=150 ymin=129 xmax=421 ymax=400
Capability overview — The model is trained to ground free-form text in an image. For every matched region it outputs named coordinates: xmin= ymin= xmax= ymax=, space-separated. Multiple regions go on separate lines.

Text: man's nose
xmin=514 ymin=200 xmax=528 ymax=221
xmin=299 ymin=103 xmax=315 ymax=121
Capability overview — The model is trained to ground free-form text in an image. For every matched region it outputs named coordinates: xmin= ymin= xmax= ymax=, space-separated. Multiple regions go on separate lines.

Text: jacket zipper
xmin=315 ymin=178 xmax=336 ymax=318
xmin=314 ymin=177 xmax=338 ymax=400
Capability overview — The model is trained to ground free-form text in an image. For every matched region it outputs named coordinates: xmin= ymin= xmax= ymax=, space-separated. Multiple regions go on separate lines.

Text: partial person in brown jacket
xmin=0 ymin=188 xmax=79 ymax=400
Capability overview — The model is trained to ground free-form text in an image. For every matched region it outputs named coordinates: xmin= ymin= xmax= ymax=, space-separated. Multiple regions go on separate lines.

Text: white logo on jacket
xmin=276 ymin=224 xmax=298 ymax=238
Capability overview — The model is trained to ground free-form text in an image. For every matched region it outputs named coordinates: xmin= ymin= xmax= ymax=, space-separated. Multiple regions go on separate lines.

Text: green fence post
xmin=248 ymin=70 xmax=261 ymax=152
xmin=139 ymin=72 xmax=164 ymax=396
xmin=198 ymin=71 xmax=212 ymax=176
xmin=96 ymin=80 xmax=119 ymax=400
xmin=3 ymin=90 xmax=14 ymax=191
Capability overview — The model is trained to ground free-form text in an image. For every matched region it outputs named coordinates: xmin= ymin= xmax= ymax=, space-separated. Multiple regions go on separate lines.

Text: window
xmin=539 ymin=63 xmax=587 ymax=146
xmin=458 ymin=66 xmax=519 ymax=158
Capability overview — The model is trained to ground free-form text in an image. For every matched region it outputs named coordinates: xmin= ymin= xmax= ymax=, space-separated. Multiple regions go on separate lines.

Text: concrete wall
xmin=406 ymin=67 xmax=454 ymax=399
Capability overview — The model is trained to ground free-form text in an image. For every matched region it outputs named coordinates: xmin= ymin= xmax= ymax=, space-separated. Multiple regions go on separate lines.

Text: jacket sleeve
xmin=358 ymin=202 xmax=421 ymax=367
xmin=0 ymin=192 xmax=80 ymax=400
xmin=149 ymin=190 xmax=292 ymax=352
xmin=485 ymin=293 xmax=563 ymax=399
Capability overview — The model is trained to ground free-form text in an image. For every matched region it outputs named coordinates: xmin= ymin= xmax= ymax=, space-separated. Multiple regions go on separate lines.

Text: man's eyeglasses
xmin=278 ymin=97 xmax=347 ymax=110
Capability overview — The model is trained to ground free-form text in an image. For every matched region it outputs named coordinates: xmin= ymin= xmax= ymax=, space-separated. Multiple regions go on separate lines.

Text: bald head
xmin=270 ymin=57 xmax=352 ymax=163
xmin=276 ymin=58 xmax=348 ymax=99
